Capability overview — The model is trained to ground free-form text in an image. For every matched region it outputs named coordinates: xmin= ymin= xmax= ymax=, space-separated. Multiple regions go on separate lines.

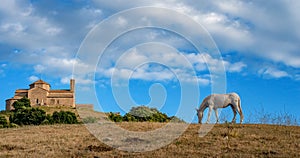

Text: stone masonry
xmin=6 ymin=79 xmax=75 ymax=111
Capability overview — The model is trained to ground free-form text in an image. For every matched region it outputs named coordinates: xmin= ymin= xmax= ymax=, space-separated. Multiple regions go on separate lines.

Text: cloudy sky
xmin=1 ymin=0 xmax=299 ymax=123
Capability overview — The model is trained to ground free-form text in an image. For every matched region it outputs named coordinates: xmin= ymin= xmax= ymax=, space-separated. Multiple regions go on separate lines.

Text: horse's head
xmin=195 ymin=108 xmax=203 ymax=124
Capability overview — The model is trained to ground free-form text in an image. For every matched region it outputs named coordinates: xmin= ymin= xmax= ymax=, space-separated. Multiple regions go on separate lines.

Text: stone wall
xmin=5 ymin=99 xmax=17 ymax=111
xmin=47 ymin=97 xmax=75 ymax=107
xmin=76 ymin=104 xmax=94 ymax=110
xmin=28 ymin=87 xmax=48 ymax=106
xmin=5 ymin=79 xmax=76 ymax=111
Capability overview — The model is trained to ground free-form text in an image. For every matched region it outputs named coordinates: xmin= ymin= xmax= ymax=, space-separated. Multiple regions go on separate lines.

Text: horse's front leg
xmin=206 ymin=107 xmax=212 ymax=124
xmin=214 ymin=109 xmax=219 ymax=124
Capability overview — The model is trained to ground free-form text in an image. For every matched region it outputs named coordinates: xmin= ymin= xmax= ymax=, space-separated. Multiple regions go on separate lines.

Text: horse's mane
xmin=198 ymin=96 xmax=210 ymax=112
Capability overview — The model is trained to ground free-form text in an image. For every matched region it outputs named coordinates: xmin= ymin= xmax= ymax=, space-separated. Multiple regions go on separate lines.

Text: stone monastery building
xmin=6 ymin=79 xmax=75 ymax=111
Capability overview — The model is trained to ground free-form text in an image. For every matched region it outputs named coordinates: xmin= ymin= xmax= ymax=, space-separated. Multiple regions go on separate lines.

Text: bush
xmin=169 ymin=116 xmax=185 ymax=123
xmin=107 ymin=106 xmax=185 ymax=123
xmin=52 ymin=111 xmax=78 ymax=124
xmin=0 ymin=115 xmax=8 ymax=128
xmin=108 ymin=112 xmax=123 ymax=122
xmin=13 ymin=97 xmax=31 ymax=110
xmin=9 ymin=123 xmax=19 ymax=128
xmin=129 ymin=106 xmax=157 ymax=118
xmin=128 ymin=106 xmax=169 ymax=122
xmin=41 ymin=114 xmax=54 ymax=125
xmin=82 ymin=116 xmax=98 ymax=124
xmin=9 ymin=108 xmax=46 ymax=125
xmin=123 ymin=113 xmax=137 ymax=122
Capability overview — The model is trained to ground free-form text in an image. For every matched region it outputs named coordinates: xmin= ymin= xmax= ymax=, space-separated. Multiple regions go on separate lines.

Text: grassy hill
xmin=0 ymin=123 xmax=299 ymax=157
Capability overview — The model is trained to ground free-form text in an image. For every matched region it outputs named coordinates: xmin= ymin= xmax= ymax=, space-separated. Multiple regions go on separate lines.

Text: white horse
xmin=196 ymin=93 xmax=244 ymax=124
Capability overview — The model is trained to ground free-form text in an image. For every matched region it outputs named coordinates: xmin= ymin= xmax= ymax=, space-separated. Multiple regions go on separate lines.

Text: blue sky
xmin=1 ymin=0 xmax=300 ymax=123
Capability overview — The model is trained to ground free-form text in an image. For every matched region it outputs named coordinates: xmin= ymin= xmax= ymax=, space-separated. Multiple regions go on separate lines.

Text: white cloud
xmin=28 ymin=75 xmax=39 ymax=82
xmin=225 ymin=61 xmax=247 ymax=73
xmin=1 ymin=0 xmax=300 ymax=83
xmin=96 ymin=45 xmax=243 ymax=86
xmin=258 ymin=67 xmax=290 ymax=79
xmin=295 ymin=74 xmax=300 ymax=81
xmin=61 ymin=76 xmax=94 ymax=85
xmin=186 ymin=53 xmax=246 ymax=73
xmin=0 ymin=64 xmax=7 ymax=77
xmin=116 ymin=16 xmax=128 ymax=27
xmin=1 ymin=23 xmax=26 ymax=33
xmin=32 ymin=57 xmax=93 ymax=80
xmin=34 ymin=64 xmax=46 ymax=73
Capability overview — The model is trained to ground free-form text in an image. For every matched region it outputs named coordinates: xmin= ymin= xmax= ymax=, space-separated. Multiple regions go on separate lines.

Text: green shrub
xmin=12 ymin=97 xmax=31 ymax=110
xmin=52 ymin=111 xmax=78 ymax=124
xmin=0 ymin=115 xmax=8 ymax=128
xmin=41 ymin=114 xmax=54 ymax=125
xmin=123 ymin=113 xmax=137 ymax=122
xmin=9 ymin=123 xmax=19 ymax=128
xmin=107 ymin=106 xmax=185 ymax=123
xmin=82 ymin=116 xmax=98 ymax=124
xmin=108 ymin=112 xmax=123 ymax=122
xmin=169 ymin=116 xmax=185 ymax=123
xmin=128 ymin=106 xmax=169 ymax=122
xmin=129 ymin=106 xmax=157 ymax=118
xmin=9 ymin=108 xmax=46 ymax=125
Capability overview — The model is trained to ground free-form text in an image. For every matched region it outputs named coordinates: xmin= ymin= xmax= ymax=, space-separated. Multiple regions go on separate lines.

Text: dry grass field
xmin=0 ymin=123 xmax=299 ymax=157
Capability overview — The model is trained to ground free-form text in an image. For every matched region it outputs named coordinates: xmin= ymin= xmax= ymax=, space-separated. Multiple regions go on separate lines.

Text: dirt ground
xmin=0 ymin=123 xmax=299 ymax=157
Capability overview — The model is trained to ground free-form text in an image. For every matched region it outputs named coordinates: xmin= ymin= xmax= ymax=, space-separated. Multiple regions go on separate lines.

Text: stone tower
xmin=70 ymin=79 xmax=75 ymax=107
xmin=70 ymin=79 xmax=75 ymax=92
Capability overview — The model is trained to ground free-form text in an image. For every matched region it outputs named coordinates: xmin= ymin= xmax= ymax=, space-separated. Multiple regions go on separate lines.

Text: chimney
xmin=70 ymin=79 xmax=75 ymax=92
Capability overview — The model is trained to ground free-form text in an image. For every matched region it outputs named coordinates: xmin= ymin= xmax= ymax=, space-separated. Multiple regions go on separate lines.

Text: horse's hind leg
xmin=237 ymin=99 xmax=244 ymax=124
xmin=230 ymin=105 xmax=237 ymax=123
xmin=237 ymin=108 xmax=244 ymax=124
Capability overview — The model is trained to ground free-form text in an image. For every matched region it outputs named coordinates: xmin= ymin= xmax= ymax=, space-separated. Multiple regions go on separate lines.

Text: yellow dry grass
xmin=0 ymin=123 xmax=299 ymax=157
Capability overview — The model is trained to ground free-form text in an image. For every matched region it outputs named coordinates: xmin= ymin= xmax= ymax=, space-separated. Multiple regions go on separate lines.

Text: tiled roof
xmin=15 ymin=89 xmax=28 ymax=92
xmin=49 ymin=90 xmax=71 ymax=93
xmin=29 ymin=79 xmax=50 ymax=86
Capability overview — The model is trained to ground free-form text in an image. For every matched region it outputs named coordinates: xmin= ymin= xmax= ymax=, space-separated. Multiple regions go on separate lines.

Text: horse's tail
xmin=238 ymin=97 xmax=244 ymax=123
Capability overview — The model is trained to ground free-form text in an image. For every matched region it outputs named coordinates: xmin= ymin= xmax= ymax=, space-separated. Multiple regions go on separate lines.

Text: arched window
xmin=50 ymin=99 xmax=55 ymax=105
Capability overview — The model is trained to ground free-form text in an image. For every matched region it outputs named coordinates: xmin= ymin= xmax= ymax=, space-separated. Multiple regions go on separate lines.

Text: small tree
xmin=41 ymin=114 xmax=54 ymax=125
xmin=128 ymin=106 xmax=169 ymax=122
xmin=107 ymin=112 xmax=123 ymax=122
xmin=52 ymin=111 xmax=78 ymax=124
xmin=13 ymin=97 xmax=31 ymax=110
xmin=9 ymin=108 xmax=46 ymax=125
xmin=123 ymin=113 xmax=137 ymax=122
xmin=0 ymin=115 xmax=8 ymax=128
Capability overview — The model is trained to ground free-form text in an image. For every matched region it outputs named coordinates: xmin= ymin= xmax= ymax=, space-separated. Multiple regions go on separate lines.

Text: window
xmin=50 ymin=99 xmax=55 ymax=105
